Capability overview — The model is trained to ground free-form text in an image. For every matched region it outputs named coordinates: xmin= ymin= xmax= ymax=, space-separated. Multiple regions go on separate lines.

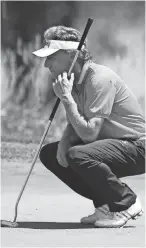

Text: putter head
xmin=1 ymin=220 xmax=18 ymax=228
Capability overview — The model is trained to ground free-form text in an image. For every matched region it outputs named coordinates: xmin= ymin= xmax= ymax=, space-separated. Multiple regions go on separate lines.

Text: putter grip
xmin=49 ymin=98 xmax=61 ymax=121
xmin=78 ymin=18 xmax=93 ymax=51
xmin=67 ymin=17 xmax=93 ymax=79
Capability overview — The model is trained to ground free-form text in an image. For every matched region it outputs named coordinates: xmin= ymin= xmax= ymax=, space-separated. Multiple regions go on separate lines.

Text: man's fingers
xmin=58 ymin=72 xmax=74 ymax=83
xmin=58 ymin=74 xmax=62 ymax=81
xmin=71 ymin=73 xmax=74 ymax=82
xmin=63 ymin=72 xmax=67 ymax=79
xmin=69 ymin=73 xmax=74 ymax=85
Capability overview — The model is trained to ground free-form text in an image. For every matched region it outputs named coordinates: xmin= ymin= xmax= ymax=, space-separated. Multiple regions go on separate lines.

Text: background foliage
xmin=1 ymin=1 xmax=145 ymax=144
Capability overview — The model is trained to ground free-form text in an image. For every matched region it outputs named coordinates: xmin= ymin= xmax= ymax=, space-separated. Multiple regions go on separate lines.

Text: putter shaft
xmin=3 ymin=18 xmax=93 ymax=226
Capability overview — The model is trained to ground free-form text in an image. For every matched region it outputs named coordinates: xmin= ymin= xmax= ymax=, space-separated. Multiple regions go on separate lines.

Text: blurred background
xmin=1 ymin=1 xmax=145 ymax=144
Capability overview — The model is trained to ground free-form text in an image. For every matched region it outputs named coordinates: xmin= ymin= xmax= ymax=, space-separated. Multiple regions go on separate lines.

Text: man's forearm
xmin=62 ymin=93 xmax=98 ymax=142
xmin=61 ymin=123 xmax=83 ymax=146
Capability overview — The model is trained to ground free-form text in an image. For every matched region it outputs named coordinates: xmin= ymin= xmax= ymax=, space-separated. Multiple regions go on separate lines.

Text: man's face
xmin=44 ymin=50 xmax=71 ymax=79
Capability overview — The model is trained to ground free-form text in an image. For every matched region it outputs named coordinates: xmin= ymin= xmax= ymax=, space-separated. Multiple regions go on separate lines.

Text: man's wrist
xmin=61 ymin=93 xmax=74 ymax=103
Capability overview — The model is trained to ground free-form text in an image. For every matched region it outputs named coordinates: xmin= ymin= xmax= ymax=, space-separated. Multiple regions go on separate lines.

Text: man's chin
xmin=49 ymin=71 xmax=57 ymax=79
xmin=51 ymin=74 xmax=56 ymax=79
xmin=51 ymin=71 xmax=66 ymax=79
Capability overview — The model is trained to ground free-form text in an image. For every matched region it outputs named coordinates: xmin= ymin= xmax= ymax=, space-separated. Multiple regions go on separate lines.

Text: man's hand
xmin=56 ymin=124 xmax=82 ymax=168
xmin=57 ymin=139 xmax=70 ymax=168
xmin=53 ymin=72 xmax=74 ymax=100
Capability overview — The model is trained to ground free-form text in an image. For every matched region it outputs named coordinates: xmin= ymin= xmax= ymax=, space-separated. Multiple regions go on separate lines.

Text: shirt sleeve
xmin=84 ymin=74 xmax=116 ymax=119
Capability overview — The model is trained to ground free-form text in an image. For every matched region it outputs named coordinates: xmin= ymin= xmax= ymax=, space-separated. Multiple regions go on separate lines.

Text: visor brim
xmin=32 ymin=47 xmax=59 ymax=57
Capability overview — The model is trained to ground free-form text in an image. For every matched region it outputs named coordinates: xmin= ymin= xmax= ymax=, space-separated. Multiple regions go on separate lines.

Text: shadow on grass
xmin=18 ymin=222 xmax=95 ymax=229
xmin=2 ymin=221 xmax=136 ymax=229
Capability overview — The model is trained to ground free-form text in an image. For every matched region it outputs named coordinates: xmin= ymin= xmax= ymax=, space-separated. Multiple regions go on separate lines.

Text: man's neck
xmin=73 ymin=60 xmax=92 ymax=88
xmin=73 ymin=62 xmax=83 ymax=85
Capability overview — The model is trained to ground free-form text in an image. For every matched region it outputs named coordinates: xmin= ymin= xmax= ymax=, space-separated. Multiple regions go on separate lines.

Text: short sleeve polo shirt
xmin=70 ymin=62 xmax=145 ymax=141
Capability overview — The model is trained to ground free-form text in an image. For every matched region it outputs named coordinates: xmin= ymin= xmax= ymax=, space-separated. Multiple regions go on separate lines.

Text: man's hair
xmin=44 ymin=26 xmax=92 ymax=65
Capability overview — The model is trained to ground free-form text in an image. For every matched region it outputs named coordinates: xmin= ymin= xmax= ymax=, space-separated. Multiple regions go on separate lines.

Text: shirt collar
xmin=74 ymin=61 xmax=92 ymax=94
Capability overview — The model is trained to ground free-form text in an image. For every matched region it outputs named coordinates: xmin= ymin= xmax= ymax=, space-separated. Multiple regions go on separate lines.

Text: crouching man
xmin=33 ymin=25 xmax=145 ymax=228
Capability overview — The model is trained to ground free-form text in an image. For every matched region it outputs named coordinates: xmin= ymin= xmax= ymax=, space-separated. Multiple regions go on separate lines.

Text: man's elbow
xmin=82 ymin=118 xmax=103 ymax=143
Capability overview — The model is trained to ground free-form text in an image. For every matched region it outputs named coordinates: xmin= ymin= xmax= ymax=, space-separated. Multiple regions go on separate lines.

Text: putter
xmin=1 ymin=17 xmax=93 ymax=228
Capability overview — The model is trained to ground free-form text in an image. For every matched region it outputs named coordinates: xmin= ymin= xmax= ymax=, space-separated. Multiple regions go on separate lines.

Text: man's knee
xmin=39 ymin=145 xmax=47 ymax=164
xmin=66 ymin=144 xmax=104 ymax=170
xmin=67 ymin=145 xmax=81 ymax=159
xmin=66 ymin=145 xmax=89 ymax=167
xmin=39 ymin=141 xmax=59 ymax=165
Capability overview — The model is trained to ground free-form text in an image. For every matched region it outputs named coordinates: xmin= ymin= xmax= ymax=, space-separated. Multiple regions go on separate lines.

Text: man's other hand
xmin=57 ymin=139 xmax=69 ymax=168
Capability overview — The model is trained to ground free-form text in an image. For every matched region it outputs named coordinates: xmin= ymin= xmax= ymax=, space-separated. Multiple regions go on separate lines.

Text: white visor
xmin=32 ymin=40 xmax=79 ymax=57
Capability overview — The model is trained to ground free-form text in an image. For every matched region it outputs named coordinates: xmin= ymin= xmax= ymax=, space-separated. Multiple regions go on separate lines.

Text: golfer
xmin=33 ymin=26 xmax=145 ymax=228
